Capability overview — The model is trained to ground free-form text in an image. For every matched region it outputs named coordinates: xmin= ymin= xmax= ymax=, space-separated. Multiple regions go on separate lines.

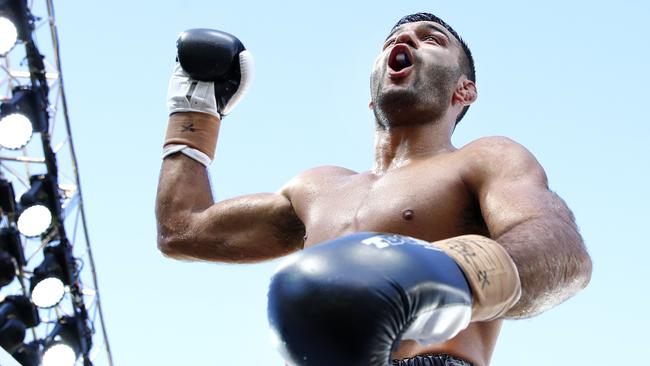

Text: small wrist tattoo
xmin=181 ymin=122 xmax=196 ymax=132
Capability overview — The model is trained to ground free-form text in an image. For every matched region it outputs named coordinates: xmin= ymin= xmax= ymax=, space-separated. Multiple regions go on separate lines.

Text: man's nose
xmin=394 ymin=31 xmax=417 ymax=48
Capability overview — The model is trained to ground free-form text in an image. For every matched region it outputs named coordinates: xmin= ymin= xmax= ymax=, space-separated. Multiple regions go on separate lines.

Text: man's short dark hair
xmin=392 ymin=13 xmax=475 ymax=124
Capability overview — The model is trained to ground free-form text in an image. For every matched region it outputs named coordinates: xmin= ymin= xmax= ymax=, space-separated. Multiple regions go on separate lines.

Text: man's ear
xmin=368 ymin=101 xmax=374 ymax=109
xmin=452 ymin=78 xmax=477 ymax=106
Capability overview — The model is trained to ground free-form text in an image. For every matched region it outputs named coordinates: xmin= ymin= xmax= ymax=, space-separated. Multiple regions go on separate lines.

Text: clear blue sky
xmin=31 ymin=0 xmax=650 ymax=365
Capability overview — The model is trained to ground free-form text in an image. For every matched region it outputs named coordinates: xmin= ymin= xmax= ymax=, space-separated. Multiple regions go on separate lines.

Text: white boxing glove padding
xmin=167 ymin=64 xmax=220 ymax=118
xmin=166 ymin=50 xmax=254 ymax=119
xmin=220 ymin=50 xmax=254 ymax=117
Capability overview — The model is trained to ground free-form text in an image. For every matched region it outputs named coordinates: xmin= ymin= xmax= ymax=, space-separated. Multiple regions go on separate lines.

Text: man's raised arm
xmin=155 ymin=30 xmax=305 ymax=263
xmin=463 ymin=136 xmax=592 ymax=318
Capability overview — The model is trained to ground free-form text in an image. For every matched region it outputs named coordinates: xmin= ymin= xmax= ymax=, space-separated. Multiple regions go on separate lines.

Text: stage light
xmin=0 ymin=0 xmax=32 ymax=55
xmin=0 ymin=228 xmax=25 ymax=288
xmin=30 ymin=242 xmax=69 ymax=308
xmin=17 ymin=204 xmax=52 ymax=237
xmin=0 ymin=87 xmax=48 ymax=150
xmin=31 ymin=276 xmax=64 ymax=308
xmin=0 ymin=295 xmax=39 ymax=353
xmin=0 ymin=114 xmax=32 ymax=149
xmin=17 ymin=174 xmax=57 ymax=237
xmin=0 ymin=16 xmax=17 ymax=55
xmin=42 ymin=316 xmax=82 ymax=366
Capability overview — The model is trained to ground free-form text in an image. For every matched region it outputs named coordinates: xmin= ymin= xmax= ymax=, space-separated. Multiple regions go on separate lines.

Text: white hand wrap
xmin=162 ymin=144 xmax=212 ymax=167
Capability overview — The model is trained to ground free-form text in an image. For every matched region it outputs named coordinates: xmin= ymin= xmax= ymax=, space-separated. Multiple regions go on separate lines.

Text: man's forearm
xmin=156 ymin=154 xmax=214 ymax=253
xmin=496 ymin=215 xmax=592 ymax=318
xmin=156 ymin=113 xmax=221 ymax=256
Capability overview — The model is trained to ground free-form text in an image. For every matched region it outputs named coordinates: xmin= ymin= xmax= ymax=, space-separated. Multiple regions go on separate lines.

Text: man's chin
xmin=374 ymin=97 xmax=423 ymax=128
xmin=375 ymin=87 xmax=419 ymax=112
xmin=373 ymin=88 xmax=449 ymax=129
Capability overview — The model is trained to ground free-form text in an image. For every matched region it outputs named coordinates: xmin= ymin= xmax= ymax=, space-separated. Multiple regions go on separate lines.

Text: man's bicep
xmin=480 ymin=177 xmax=575 ymax=238
xmin=466 ymin=137 xmax=573 ymax=237
xmin=165 ymin=192 xmax=305 ymax=262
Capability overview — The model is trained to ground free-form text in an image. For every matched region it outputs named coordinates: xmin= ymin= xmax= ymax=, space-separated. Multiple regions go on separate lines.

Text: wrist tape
xmin=434 ymin=235 xmax=522 ymax=321
xmin=164 ymin=112 xmax=219 ymax=161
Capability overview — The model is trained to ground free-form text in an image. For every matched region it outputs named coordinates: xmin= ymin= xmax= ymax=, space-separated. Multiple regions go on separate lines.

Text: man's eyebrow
xmin=385 ymin=23 xmax=452 ymax=42
xmin=423 ymin=23 xmax=452 ymax=42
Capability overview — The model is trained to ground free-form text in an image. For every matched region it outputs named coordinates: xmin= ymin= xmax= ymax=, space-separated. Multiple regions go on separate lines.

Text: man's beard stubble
xmin=372 ymin=64 xmax=460 ymax=130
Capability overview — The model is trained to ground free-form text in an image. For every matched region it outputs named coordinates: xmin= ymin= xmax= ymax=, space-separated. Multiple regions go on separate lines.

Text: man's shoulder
xmin=280 ymin=165 xmax=358 ymax=196
xmin=293 ymin=165 xmax=358 ymax=182
xmin=455 ymin=136 xmax=547 ymax=185
xmin=458 ymin=135 xmax=526 ymax=156
xmin=455 ymin=136 xmax=538 ymax=166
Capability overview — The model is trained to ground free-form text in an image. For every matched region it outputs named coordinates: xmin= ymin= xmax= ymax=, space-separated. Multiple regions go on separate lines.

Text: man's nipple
xmin=402 ymin=209 xmax=415 ymax=221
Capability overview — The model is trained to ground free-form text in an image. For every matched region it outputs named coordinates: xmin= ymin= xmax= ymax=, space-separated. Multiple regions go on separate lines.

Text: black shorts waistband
xmin=392 ymin=354 xmax=474 ymax=366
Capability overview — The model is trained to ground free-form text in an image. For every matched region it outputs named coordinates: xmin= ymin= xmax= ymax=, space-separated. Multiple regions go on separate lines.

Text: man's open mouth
xmin=388 ymin=44 xmax=413 ymax=73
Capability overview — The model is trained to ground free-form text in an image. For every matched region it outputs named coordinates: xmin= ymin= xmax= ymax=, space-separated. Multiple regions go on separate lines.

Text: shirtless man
xmin=156 ymin=13 xmax=592 ymax=366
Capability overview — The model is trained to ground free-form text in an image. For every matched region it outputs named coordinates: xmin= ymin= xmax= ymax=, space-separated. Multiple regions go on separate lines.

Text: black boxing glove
xmin=267 ymin=232 xmax=521 ymax=366
xmin=164 ymin=29 xmax=253 ymax=166
xmin=166 ymin=28 xmax=253 ymax=119
xmin=267 ymin=233 xmax=472 ymax=366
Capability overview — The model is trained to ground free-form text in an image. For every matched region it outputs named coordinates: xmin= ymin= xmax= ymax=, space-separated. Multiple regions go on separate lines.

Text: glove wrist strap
xmin=434 ymin=235 xmax=522 ymax=322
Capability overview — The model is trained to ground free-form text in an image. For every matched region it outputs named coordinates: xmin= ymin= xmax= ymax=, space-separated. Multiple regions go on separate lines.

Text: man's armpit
xmin=272 ymin=204 xmax=306 ymax=250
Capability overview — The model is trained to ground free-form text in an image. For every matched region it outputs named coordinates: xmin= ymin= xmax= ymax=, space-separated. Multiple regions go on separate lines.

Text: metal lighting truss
xmin=0 ymin=0 xmax=112 ymax=364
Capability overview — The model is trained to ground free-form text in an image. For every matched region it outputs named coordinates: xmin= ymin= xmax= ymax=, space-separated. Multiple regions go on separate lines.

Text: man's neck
xmin=372 ymin=119 xmax=455 ymax=174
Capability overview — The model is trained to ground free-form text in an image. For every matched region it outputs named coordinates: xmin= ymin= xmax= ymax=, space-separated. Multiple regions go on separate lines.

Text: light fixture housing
xmin=17 ymin=174 xmax=58 ymax=237
xmin=0 ymin=86 xmax=48 ymax=150
xmin=0 ymin=251 xmax=16 ymax=287
xmin=0 ymin=0 xmax=32 ymax=55
xmin=29 ymin=242 xmax=69 ymax=308
xmin=0 ymin=227 xmax=25 ymax=267
xmin=0 ymin=318 xmax=25 ymax=352
xmin=11 ymin=341 xmax=41 ymax=366
xmin=0 ymin=227 xmax=25 ymax=288
xmin=0 ymin=295 xmax=40 ymax=352
xmin=0 ymin=178 xmax=17 ymax=217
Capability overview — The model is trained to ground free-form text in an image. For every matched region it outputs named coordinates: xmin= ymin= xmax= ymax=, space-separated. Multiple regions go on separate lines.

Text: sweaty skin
xmin=156 ymin=21 xmax=591 ymax=366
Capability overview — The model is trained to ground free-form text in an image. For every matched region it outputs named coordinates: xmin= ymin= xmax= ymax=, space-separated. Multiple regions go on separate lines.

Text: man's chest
xmin=295 ymin=165 xmax=487 ymax=246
